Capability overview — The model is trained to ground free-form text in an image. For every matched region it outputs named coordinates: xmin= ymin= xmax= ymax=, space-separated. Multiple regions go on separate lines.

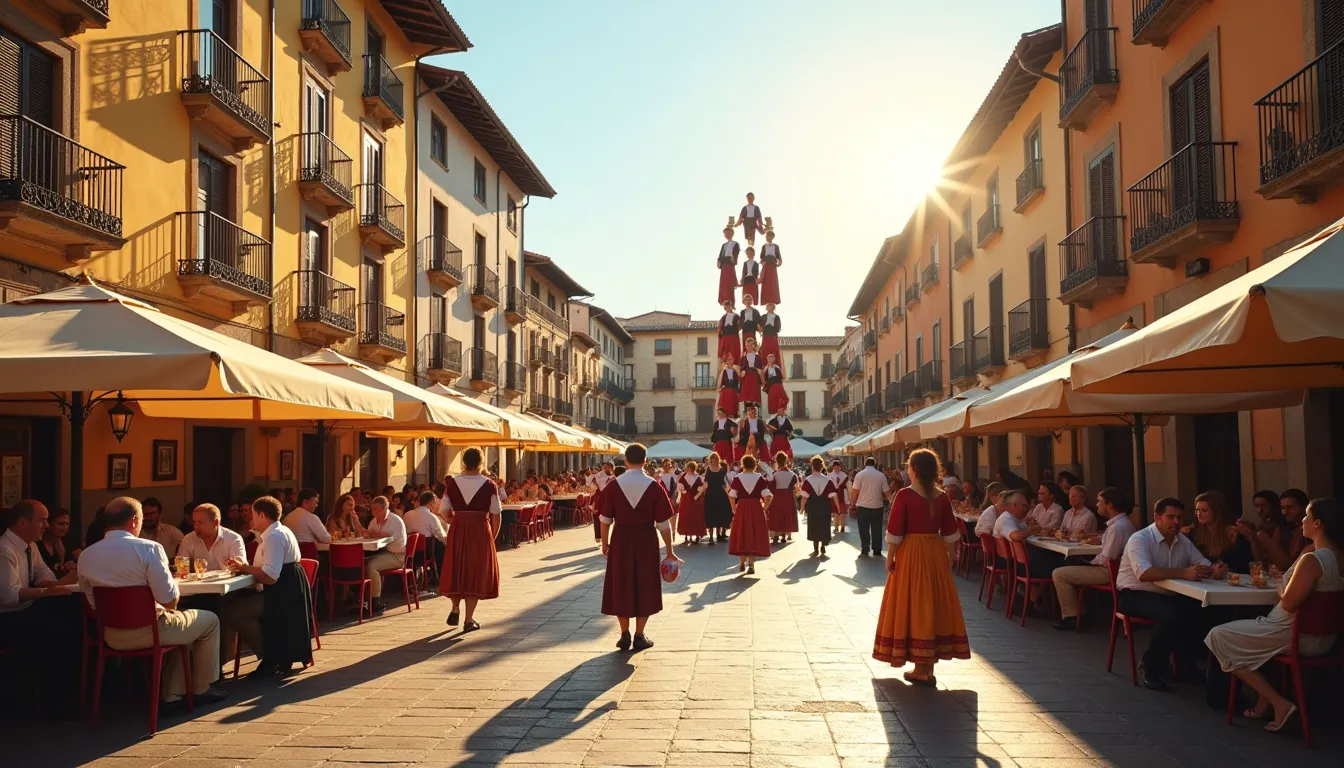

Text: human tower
xmin=709 ymin=193 xmax=795 ymax=464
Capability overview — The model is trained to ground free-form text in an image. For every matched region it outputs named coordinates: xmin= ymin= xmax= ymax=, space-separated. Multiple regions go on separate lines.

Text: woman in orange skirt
xmin=728 ymin=455 xmax=773 ymax=574
xmin=873 ymin=448 xmax=969 ymax=686
xmin=676 ymin=461 xmax=708 ymax=544
xmin=766 ymin=451 xmax=799 ymax=544
xmin=439 ymin=447 xmax=501 ymax=632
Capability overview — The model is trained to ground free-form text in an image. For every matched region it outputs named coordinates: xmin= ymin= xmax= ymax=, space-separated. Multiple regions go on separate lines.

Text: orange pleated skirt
xmin=873 ymin=534 xmax=969 ymax=667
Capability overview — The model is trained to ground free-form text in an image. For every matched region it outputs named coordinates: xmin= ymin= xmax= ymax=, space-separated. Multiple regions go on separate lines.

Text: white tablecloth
xmin=502 ymin=503 xmax=541 ymax=511
xmin=316 ymin=537 xmax=393 ymax=552
xmin=1027 ymin=536 xmax=1102 ymax=558
xmin=71 ymin=573 xmax=256 ymax=596
xmin=1155 ymin=576 xmax=1281 ymax=607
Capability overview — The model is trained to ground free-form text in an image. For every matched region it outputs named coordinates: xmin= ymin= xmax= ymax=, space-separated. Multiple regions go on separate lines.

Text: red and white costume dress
xmin=759 ymin=242 xmax=782 ymax=305
xmin=728 ymin=471 xmax=773 ymax=556
xmin=736 ymin=415 xmax=767 ymax=462
xmin=676 ymin=472 xmax=708 ymax=537
xmin=767 ymin=468 xmax=799 ymax=536
xmin=767 ymin=413 xmax=794 ymax=458
xmin=711 ymin=417 xmax=736 ymax=461
xmin=738 ymin=351 xmax=764 ymax=406
xmin=827 ymin=470 xmax=850 ymax=518
xmin=763 ymin=363 xmax=790 ymax=414
xmin=739 ymin=306 xmax=761 ymax=351
xmin=738 ymin=202 xmax=764 ymax=245
xmin=716 ymin=368 xmax=740 ymax=416
xmin=587 ymin=470 xmax=613 ymax=540
xmin=658 ymin=472 xmax=678 ymax=506
xmin=740 ymin=258 xmax=761 ymax=304
xmin=439 ymin=473 xmax=502 ymax=601
xmin=717 ymin=240 xmax=740 ymax=304
xmin=759 ymin=311 xmax=781 ymax=363
xmin=717 ymin=311 xmax=742 ymax=363
xmin=599 ymin=471 xmax=674 ymax=619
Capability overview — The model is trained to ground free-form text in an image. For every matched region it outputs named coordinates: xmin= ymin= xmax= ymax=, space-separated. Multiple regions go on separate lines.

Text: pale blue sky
xmin=430 ymin=0 xmax=1060 ymax=334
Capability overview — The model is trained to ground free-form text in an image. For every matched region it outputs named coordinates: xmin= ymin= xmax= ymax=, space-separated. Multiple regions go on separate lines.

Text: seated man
xmin=975 ymin=483 xmax=1008 ymax=537
xmin=992 ymin=490 xmax=1033 ymax=569
xmin=1117 ymin=497 xmax=1225 ymax=691
xmin=363 ymin=496 xmax=407 ymax=615
xmin=1025 ymin=483 xmax=1065 ymax=531
xmin=282 ymin=489 xmax=331 ymax=545
xmin=1052 ymin=487 xmax=1137 ymax=631
xmin=138 ymin=496 xmax=184 ymax=554
xmin=404 ymin=490 xmax=447 ymax=578
xmin=178 ymin=503 xmax=246 ymax=571
xmin=1061 ymin=485 xmax=1100 ymax=536
xmin=222 ymin=496 xmax=312 ymax=678
xmin=79 ymin=497 xmax=226 ymax=712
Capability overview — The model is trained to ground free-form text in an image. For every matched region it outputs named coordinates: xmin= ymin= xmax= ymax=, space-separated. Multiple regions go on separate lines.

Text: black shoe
xmin=446 ymin=610 xmax=460 ymax=626
xmin=859 ymin=551 xmax=868 ymax=557
xmin=195 ymin=686 xmax=228 ymax=704
xmin=873 ymin=550 xmax=882 ymax=557
xmin=616 ymin=631 xmax=632 ymax=651
xmin=370 ymin=599 xmax=387 ymax=616
xmin=632 ymin=634 xmax=654 ymax=651
xmin=463 ymin=620 xmax=481 ymax=632
xmin=1052 ymin=617 xmax=1078 ymax=631
xmin=247 ymin=662 xmax=278 ymax=680
xmin=1137 ymin=661 xmax=1169 ymax=691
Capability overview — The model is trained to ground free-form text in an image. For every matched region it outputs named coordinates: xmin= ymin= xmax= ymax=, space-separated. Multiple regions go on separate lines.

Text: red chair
xmin=245 ymin=538 xmax=259 ymax=563
xmin=512 ymin=505 xmax=539 ymax=544
xmin=538 ymin=502 xmax=554 ymax=538
xmin=1007 ymin=539 xmax=1055 ymax=626
xmin=298 ymin=541 xmax=319 ymax=561
xmin=89 ymin=586 xmax=193 ymax=735
xmin=377 ymin=533 xmax=421 ymax=613
xmin=412 ymin=534 xmax=439 ymax=591
xmin=300 ymin=558 xmax=321 ymax=652
xmin=1226 ymin=590 xmax=1344 ymax=747
xmin=957 ymin=519 xmax=981 ymax=579
xmin=1074 ymin=558 xmax=1114 ymax=632
xmin=1104 ymin=559 xmax=1156 ymax=685
xmin=327 ymin=542 xmax=372 ymax=624
xmin=984 ymin=536 xmax=1011 ymax=610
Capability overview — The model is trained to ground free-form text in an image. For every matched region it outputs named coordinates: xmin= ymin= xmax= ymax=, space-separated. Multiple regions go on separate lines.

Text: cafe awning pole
xmin=70 ymin=391 xmax=85 ymax=531
xmin=1132 ymin=413 xmax=1148 ymax=526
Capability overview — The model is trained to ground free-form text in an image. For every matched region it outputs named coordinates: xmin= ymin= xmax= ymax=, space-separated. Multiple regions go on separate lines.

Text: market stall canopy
xmin=816 ymin=435 xmax=858 ymax=455
xmin=845 ymin=420 xmax=901 ymax=455
xmin=426 ymin=384 xmax=561 ymax=446
xmin=789 ymin=437 xmax=825 ymax=457
xmin=1070 ymin=217 xmax=1344 ymax=395
xmin=896 ymin=387 xmax=991 ymax=442
xmin=296 ymin=349 xmax=500 ymax=436
xmin=645 ymin=439 xmax=711 ymax=460
xmin=0 ymin=283 xmax=394 ymax=421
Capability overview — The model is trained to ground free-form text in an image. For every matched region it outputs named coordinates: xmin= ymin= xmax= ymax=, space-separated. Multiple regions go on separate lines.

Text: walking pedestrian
xmin=676 ymin=461 xmax=708 ymax=544
xmin=703 ymin=453 xmax=733 ymax=544
xmin=440 ymin=448 xmax=502 ymax=632
xmin=599 ymin=443 xmax=677 ymax=651
xmin=851 ymin=457 xmax=893 ymax=557
xmin=728 ymin=455 xmax=773 ymax=574
xmin=800 ymin=457 xmax=837 ymax=556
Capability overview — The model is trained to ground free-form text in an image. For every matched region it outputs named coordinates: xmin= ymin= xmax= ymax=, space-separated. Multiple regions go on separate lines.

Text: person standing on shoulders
xmin=223 ymin=496 xmax=312 ymax=678
xmin=735 ymin=192 xmax=765 ymax=246
xmin=1052 ymin=487 xmax=1137 ymax=631
xmin=599 ymin=443 xmax=677 ymax=651
xmin=851 ymin=457 xmax=893 ymax=557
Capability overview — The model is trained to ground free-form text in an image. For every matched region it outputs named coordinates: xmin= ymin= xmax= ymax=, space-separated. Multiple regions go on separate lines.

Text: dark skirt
xmin=263 ymin=562 xmax=314 ymax=668
xmin=805 ymin=496 xmax=833 ymax=544
xmin=705 ymin=491 xmax=733 ymax=529
xmin=602 ymin=523 xmax=663 ymax=618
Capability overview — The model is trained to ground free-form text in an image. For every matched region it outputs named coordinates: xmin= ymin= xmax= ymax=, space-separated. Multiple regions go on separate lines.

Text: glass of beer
xmin=174 ymin=556 xmax=189 ymax=579
xmin=1249 ymin=561 xmax=1264 ymax=580
xmin=194 ymin=558 xmax=208 ymax=578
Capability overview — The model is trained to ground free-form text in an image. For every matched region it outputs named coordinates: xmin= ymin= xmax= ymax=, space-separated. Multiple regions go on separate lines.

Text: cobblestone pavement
xmin=6 ymin=523 xmax=1340 ymax=767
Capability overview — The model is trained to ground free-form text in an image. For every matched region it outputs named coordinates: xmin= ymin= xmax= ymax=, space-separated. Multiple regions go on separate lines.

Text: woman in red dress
xmin=717 ymin=302 xmax=741 ymax=363
xmin=873 ymin=448 xmax=970 ymax=686
xmin=767 ymin=409 xmax=794 ymax=459
xmin=759 ymin=229 xmax=782 ymax=305
xmin=740 ymin=248 xmax=760 ymax=304
xmin=439 ymin=447 xmax=501 ymax=632
xmin=738 ymin=338 xmax=764 ymax=408
xmin=767 ymin=451 xmax=799 ymax=544
xmin=728 ymin=455 xmax=773 ymax=574
xmin=600 ymin=443 xmax=677 ymax=651
xmin=759 ymin=304 xmax=781 ymax=363
xmin=676 ymin=460 xmax=708 ymax=544
xmin=716 ymin=359 xmax=740 ymax=417
xmin=763 ymin=354 xmax=789 ymax=414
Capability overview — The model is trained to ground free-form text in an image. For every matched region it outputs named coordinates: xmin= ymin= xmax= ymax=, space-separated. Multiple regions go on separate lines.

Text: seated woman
xmin=325 ymin=493 xmax=367 ymax=538
xmin=1205 ymin=498 xmax=1343 ymax=733
xmin=38 ymin=507 xmax=78 ymax=579
xmin=1188 ymin=490 xmax=1253 ymax=574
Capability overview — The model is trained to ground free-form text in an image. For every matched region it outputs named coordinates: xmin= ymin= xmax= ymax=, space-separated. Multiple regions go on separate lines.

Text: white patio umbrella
xmin=645 ymin=439 xmax=712 ymax=460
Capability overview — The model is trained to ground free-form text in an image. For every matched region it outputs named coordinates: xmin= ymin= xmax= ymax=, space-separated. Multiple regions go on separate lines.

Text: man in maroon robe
xmin=598 ymin=443 xmax=677 ymax=651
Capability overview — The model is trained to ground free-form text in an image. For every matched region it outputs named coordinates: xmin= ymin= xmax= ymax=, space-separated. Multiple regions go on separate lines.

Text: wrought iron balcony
xmin=470 ymin=264 xmax=499 ymax=312
xmin=357 ymin=301 xmax=406 ymax=361
xmin=921 ymin=262 xmax=940 ymax=292
xmin=577 ymin=372 xmax=593 ymax=390
xmin=600 ymin=378 xmax=633 ymax=402
xmin=790 ymin=362 xmax=807 ymax=379
xmin=588 ymin=417 xmax=609 ymax=433
xmin=849 ymin=357 xmax=863 ymax=376
xmin=178 ymin=30 xmax=271 ymax=150
xmin=1131 ymin=0 xmax=1203 ymax=47
xmin=32 ymin=0 xmax=110 ymax=35
xmin=920 ymin=359 xmax=943 ymax=397
xmin=890 ymin=304 xmax=904 ymax=324
xmin=820 ymin=363 xmax=836 ymax=378
xmin=524 ymin=294 xmax=570 ymax=333
xmin=1016 ymin=158 xmax=1045 ymax=211
xmin=1059 ymin=216 xmax=1127 ymax=308
xmin=175 ymin=211 xmax=271 ymax=308
xmin=972 ymin=325 xmax=1005 ymax=375
xmin=298 ymin=132 xmax=354 ymax=214
xmin=905 ymin=283 xmax=921 ymax=306
xmin=1058 ymin=27 xmax=1118 ymax=130
xmin=901 ymin=370 xmax=922 ymax=405
xmin=792 ymin=406 xmax=811 ymax=420
xmin=554 ymin=353 xmax=570 ymax=377
xmin=692 ymin=374 xmax=716 ymax=389
xmin=553 ymin=398 xmax=573 ymax=419
xmin=528 ymin=391 xmax=551 ymax=413
xmin=356 ymin=183 xmax=405 ymax=251
xmin=953 ymin=232 xmax=973 ymax=269
xmin=1128 ymin=142 xmax=1239 ymax=266
xmin=1254 ymin=40 xmax=1344 ymax=202
xmin=299 ymin=0 xmax=352 ymax=73
xmin=501 ymin=360 xmax=526 ymax=394
xmin=1008 ymin=298 xmax=1049 ymax=360
xmin=467 ymin=347 xmax=498 ymax=390
xmin=420 ymin=235 xmax=463 ymax=290
xmin=884 ymin=381 xmax=901 ymax=413
xmin=529 ymin=346 xmax=551 ymax=369
xmin=294 ymin=269 xmax=355 ymax=344
xmin=504 ymin=286 xmax=527 ymax=325
xmin=418 ymin=332 xmax=462 ymax=384
xmin=976 ymin=204 xmax=1002 ymax=247
xmin=866 ymin=392 xmax=883 ymax=415
xmin=362 ymin=54 xmax=404 ymax=128
xmin=831 ymin=389 xmax=849 ymax=407
xmin=0 ymin=116 xmax=124 ymax=258
xmin=949 ymin=341 xmax=973 ymax=385
xmin=863 ymin=330 xmax=877 ymax=350
xmin=880 ymin=315 xmax=890 ymax=334
xmin=651 ymin=377 xmax=677 ymax=391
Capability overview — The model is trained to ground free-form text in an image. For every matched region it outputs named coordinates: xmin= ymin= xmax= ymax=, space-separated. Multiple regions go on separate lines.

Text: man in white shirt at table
xmin=849 ymin=457 xmax=892 ymax=557
xmin=363 ymin=496 xmax=407 ymax=615
xmin=138 ymin=496 xmax=184 ymax=554
xmin=222 ymin=496 xmax=307 ymax=678
xmin=178 ymin=503 xmax=246 ymax=571
xmin=1052 ymin=487 xmax=1136 ymax=631
xmin=282 ymin=488 xmax=330 ymax=545
xmin=1025 ymin=484 xmax=1065 ymax=531
xmin=405 ymin=490 xmax=447 ymax=581
xmin=975 ymin=482 xmax=1008 ymax=537
xmin=1060 ymin=485 xmax=1100 ymax=536
xmin=1116 ymin=497 xmax=1225 ymax=691
xmin=79 ymin=497 xmax=226 ymax=712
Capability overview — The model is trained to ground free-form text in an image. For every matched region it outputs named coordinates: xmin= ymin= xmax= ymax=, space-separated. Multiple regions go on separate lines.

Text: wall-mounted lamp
xmin=107 ymin=393 xmax=134 ymax=443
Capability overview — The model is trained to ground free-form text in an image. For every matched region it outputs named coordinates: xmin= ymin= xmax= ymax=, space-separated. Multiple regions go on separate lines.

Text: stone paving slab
xmin=3 ymin=524 xmax=1340 ymax=767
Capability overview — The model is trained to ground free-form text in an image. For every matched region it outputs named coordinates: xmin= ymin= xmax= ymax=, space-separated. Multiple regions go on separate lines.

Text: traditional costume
xmin=716 ymin=369 xmax=740 ymax=417
xmin=759 ymin=241 xmax=782 ymax=305
xmin=703 ymin=466 xmax=733 ymax=531
xmin=873 ymin=487 xmax=970 ymax=668
xmin=738 ymin=201 xmax=764 ymax=245
xmin=767 ymin=413 xmax=794 ymax=458
xmin=718 ymin=310 xmax=742 ymax=362
xmin=599 ymin=471 xmax=675 ymax=619
xmin=676 ymin=472 xmax=708 ymax=539
xmin=739 ymin=305 xmax=761 ymax=351
xmin=763 ymin=363 xmax=790 ymax=415
xmin=740 ymin=258 xmax=760 ymax=304
xmin=738 ymin=351 xmax=764 ymax=407
xmin=587 ymin=470 xmax=614 ymax=540
xmin=710 ymin=416 xmax=737 ymax=461
xmin=718 ymin=240 xmax=740 ymax=304
xmin=728 ymin=471 xmax=772 ymax=557
xmin=828 ymin=468 xmax=849 ymax=525
xmin=767 ymin=468 xmax=799 ymax=537
xmin=736 ymin=414 xmax=766 ymax=461
xmin=759 ymin=311 xmax=781 ymax=362
xmin=800 ymin=473 xmax=837 ymax=546
xmin=439 ymin=474 xmax=502 ymax=601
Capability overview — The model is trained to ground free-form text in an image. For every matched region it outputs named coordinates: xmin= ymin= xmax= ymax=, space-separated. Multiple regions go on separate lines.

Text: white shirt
xmin=1092 ymin=513 xmax=1138 ymax=567
xmin=721 ymin=312 xmax=739 ymax=330
xmin=1026 ymin=502 xmax=1064 ymax=530
xmin=140 ymin=523 xmax=183 ymax=553
xmin=586 ymin=472 xmax=612 ymax=491
xmin=850 ymin=466 xmax=891 ymax=509
xmin=177 ymin=527 xmax=246 ymax=571
xmin=761 ymin=244 xmax=779 ymax=260
xmin=1062 ymin=506 xmax=1099 ymax=536
xmin=253 ymin=520 xmax=301 ymax=583
xmin=742 ymin=203 xmax=760 ymax=219
xmin=78 ymin=529 xmax=178 ymax=609
xmin=975 ymin=505 xmax=1001 ymax=537
xmin=404 ymin=505 xmax=447 ymax=542
xmin=800 ymin=474 xmax=836 ymax=499
xmin=720 ymin=241 xmax=739 ymax=260
xmin=0 ymin=529 xmax=57 ymax=612
xmin=283 ymin=507 xmax=332 ymax=544
xmin=1116 ymin=523 xmax=1210 ymax=592
xmin=993 ymin=512 xmax=1027 ymax=539
xmin=366 ymin=512 xmax=408 ymax=554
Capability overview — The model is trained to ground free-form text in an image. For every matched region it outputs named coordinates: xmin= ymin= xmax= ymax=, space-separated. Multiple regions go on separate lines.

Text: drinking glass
xmin=174 ymin=556 xmax=189 ymax=579
xmin=1249 ymin=561 xmax=1264 ymax=579
xmin=194 ymin=558 xmax=208 ymax=578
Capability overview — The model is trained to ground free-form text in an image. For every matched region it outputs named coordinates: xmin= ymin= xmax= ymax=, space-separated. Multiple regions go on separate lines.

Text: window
xmin=1 ymin=28 xmax=56 ymax=128
xmin=429 ymin=116 xmax=447 ymax=166
xmin=694 ymin=361 xmax=710 ymax=384
xmin=473 ymin=159 xmax=487 ymax=204
xmin=302 ymin=218 xmax=328 ymax=273
xmin=930 ymin=235 xmax=940 ymax=266
xmin=429 ymin=294 xmax=446 ymax=334
xmin=792 ymin=391 xmax=807 ymax=419
xmin=653 ymin=339 xmax=672 ymax=356
xmin=986 ymin=173 xmax=1000 ymax=212
xmin=656 ymin=363 xmax=671 ymax=382
xmin=696 ymin=337 xmax=708 ymax=355
xmin=506 ymin=196 xmax=518 ymax=233
xmin=530 ymin=279 xmax=540 ymax=297
xmin=653 ymin=406 xmax=676 ymax=433
xmin=695 ymin=403 xmax=714 ymax=432
xmin=1026 ymin=126 xmax=1042 ymax=164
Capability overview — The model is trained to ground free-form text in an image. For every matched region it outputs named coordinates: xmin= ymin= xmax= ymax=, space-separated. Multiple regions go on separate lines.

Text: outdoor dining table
xmin=315 ymin=537 xmax=393 ymax=552
xmin=70 ymin=572 xmax=256 ymax=596
xmin=954 ymin=512 xmax=980 ymax=524
xmin=1155 ymin=576 xmax=1282 ymax=607
xmin=498 ymin=502 xmax=538 ymax=549
xmin=551 ymin=494 xmax=581 ymax=501
xmin=1027 ymin=536 xmax=1103 ymax=558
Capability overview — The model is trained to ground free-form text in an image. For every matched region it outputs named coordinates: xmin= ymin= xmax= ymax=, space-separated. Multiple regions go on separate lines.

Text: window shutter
xmin=22 ymin=46 xmax=55 ymax=128
xmin=0 ymin=36 xmax=20 ymax=117
xmin=1098 ymin=153 xmax=1118 ymax=261
xmin=1321 ymin=0 xmax=1344 ymax=51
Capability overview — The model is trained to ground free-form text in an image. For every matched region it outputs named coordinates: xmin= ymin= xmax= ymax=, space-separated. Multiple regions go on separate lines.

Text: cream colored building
xmin=827 ymin=325 xmax=866 ymax=440
xmin=567 ymin=301 xmax=634 ymax=436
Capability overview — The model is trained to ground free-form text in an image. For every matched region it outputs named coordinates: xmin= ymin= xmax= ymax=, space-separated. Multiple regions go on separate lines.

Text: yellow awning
xmin=425 ymin=384 xmax=561 ymax=445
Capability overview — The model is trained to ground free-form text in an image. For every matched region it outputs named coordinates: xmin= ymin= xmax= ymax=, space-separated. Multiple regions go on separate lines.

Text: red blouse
xmin=887 ymin=487 xmax=959 ymax=537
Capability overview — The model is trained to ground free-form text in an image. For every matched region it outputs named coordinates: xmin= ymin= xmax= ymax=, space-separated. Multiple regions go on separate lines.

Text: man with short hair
xmin=405 ymin=490 xmax=447 ymax=578
xmin=975 ymin=485 xmax=1009 ymax=537
xmin=1117 ymin=497 xmax=1224 ymax=690
xmin=282 ymin=489 xmax=330 ymax=545
xmin=79 ymin=497 xmax=226 ymax=710
xmin=178 ymin=504 xmax=246 ymax=571
xmin=363 ymin=496 xmax=407 ymax=615
xmin=850 ymin=457 xmax=892 ymax=557
xmin=1061 ymin=485 xmax=1099 ymax=536
xmin=992 ymin=490 xmax=1031 ymax=542
xmin=223 ymin=496 xmax=311 ymax=678
xmin=1052 ymin=487 xmax=1137 ymax=631
xmin=139 ymin=496 xmax=184 ymax=553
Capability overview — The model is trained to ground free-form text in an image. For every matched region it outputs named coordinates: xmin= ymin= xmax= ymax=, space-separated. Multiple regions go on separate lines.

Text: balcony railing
xmin=953 ymin=232 xmax=973 ymax=268
xmin=891 ymin=304 xmax=904 ymax=323
xmin=1008 ymin=298 xmax=1049 ymax=359
xmin=525 ymin=294 xmax=570 ymax=333
xmin=831 ymin=390 xmax=849 ymax=407
xmin=554 ymin=353 xmax=570 ymax=377
xmin=1016 ymin=158 xmax=1045 ymax=209
xmin=1058 ymin=27 xmax=1119 ymax=128
xmin=976 ymin=204 xmax=1001 ymax=246
xmin=849 ymin=357 xmax=863 ymax=376
xmin=468 ymin=347 xmax=498 ymax=386
xmin=651 ymin=376 xmax=676 ymax=390
xmin=905 ymin=283 xmax=920 ymax=306
xmin=528 ymin=392 xmax=551 ymax=412
xmin=790 ymin=363 xmax=807 ymax=379
xmin=920 ymin=360 xmax=943 ymax=396
xmin=358 ymin=301 xmax=406 ymax=354
xmin=691 ymin=374 xmax=716 ymax=389
xmin=866 ymin=393 xmax=883 ymax=415
xmin=471 ymin=264 xmax=500 ymax=308
xmin=1059 ymin=215 xmax=1127 ymax=306
xmin=529 ymin=346 xmax=551 ymax=368
xmin=635 ymin=419 xmax=701 ymax=435
xmin=949 ymin=341 xmax=972 ymax=384
xmin=178 ymin=30 xmax=272 ymax=144
xmin=298 ymin=132 xmax=354 ymax=210
xmin=175 ymin=211 xmax=271 ymax=301
xmin=880 ymin=315 xmax=890 ymax=334
xmin=418 ymin=332 xmax=462 ymax=377
xmin=972 ymin=325 xmax=1005 ymax=373
xmin=922 ymin=262 xmax=940 ymax=291
xmin=884 ymin=381 xmax=900 ymax=412
xmin=901 ymin=370 xmax=922 ymax=404
xmin=300 ymin=0 xmax=352 ymax=70
xmin=356 ymin=183 xmax=405 ymax=247
xmin=863 ymin=330 xmax=877 ymax=350
xmin=588 ymin=417 xmax=609 ymax=433
xmin=1128 ymin=142 xmax=1239 ymax=265
xmin=601 ymin=379 xmax=633 ymax=402
xmin=501 ymin=360 xmax=526 ymax=392
xmin=504 ymin=286 xmax=527 ymax=323
xmin=362 ymin=54 xmax=404 ymax=125
xmin=295 ymin=269 xmax=356 ymax=335
xmin=553 ymin=398 xmax=573 ymax=418
xmin=0 ymin=115 xmax=125 ymax=246
xmin=1131 ymin=0 xmax=1199 ymax=46
xmin=1255 ymin=40 xmax=1344 ymax=200
xmin=820 ymin=363 xmax=836 ymax=378
xmin=420 ymin=235 xmax=463 ymax=288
